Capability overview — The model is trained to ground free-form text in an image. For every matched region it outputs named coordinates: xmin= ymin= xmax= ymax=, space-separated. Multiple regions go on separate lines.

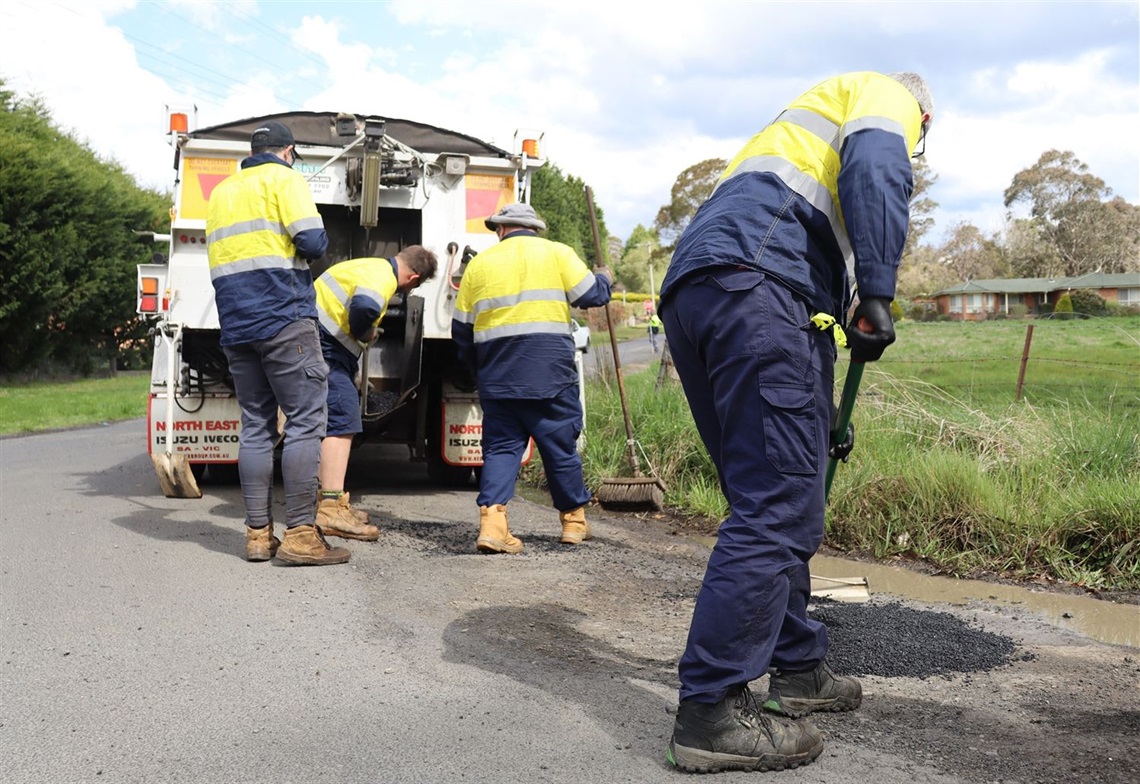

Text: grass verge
xmin=550 ymin=317 xmax=1140 ymax=594
xmin=0 ymin=373 xmax=149 ymax=435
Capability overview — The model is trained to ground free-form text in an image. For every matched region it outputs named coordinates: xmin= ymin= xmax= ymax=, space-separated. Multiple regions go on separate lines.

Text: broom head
xmin=595 ymin=475 xmax=667 ymax=512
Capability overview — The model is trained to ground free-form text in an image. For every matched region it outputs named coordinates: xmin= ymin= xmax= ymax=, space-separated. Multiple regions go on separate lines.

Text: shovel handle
xmin=825 ymin=359 xmax=864 ymax=501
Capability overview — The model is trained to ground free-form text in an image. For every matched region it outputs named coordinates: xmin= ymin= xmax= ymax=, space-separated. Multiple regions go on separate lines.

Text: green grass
xmin=878 ymin=315 xmax=1140 ymax=410
xmin=564 ymin=316 xmax=1140 ymax=593
xmin=588 ymin=322 xmax=645 ymax=344
xmin=0 ymin=373 xmax=150 ymax=435
xmin=6 ymin=318 xmax=1138 ymax=592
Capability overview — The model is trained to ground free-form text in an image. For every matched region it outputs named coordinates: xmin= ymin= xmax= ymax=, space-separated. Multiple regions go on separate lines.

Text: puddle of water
xmin=688 ymin=535 xmax=1137 ymax=648
xmin=808 ymin=554 xmax=1139 ymax=648
xmin=516 ymin=480 xmax=1139 ymax=648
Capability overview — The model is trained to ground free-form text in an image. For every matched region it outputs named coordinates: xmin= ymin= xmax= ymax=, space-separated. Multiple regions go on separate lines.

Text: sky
xmin=1 ymin=0 xmax=1138 ymax=247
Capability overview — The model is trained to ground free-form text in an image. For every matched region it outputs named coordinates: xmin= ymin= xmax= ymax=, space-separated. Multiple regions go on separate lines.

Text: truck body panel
xmin=141 ymin=111 xmax=560 ymax=495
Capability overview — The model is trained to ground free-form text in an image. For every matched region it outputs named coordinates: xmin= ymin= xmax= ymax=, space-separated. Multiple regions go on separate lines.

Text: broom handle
xmin=585 ymin=186 xmax=642 ymax=477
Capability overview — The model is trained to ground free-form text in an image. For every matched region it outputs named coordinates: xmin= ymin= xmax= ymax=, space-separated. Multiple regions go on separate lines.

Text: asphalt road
xmin=2 ymin=420 xmax=1137 ymax=784
xmin=582 ymin=332 xmax=661 ymax=378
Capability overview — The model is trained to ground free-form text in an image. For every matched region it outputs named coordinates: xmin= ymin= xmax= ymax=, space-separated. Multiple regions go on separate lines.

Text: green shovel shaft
xmin=825 ymin=360 xmax=865 ymax=501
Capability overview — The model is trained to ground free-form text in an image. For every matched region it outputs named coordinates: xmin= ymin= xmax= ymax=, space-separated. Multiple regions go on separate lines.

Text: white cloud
xmin=1 ymin=0 xmax=1136 ymax=246
xmin=925 ymin=47 xmax=1139 ymax=243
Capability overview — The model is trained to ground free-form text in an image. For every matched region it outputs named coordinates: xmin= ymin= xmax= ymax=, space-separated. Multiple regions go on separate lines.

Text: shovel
xmin=824 ymin=359 xmax=863 ymax=501
xmin=151 ymin=324 xmax=202 ymax=499
xmin=812 ymin=359 xmax=869 ymax=603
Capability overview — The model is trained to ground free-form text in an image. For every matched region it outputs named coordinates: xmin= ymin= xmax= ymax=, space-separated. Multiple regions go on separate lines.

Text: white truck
xmin=138 ymin=110 xmax=568 ymax=498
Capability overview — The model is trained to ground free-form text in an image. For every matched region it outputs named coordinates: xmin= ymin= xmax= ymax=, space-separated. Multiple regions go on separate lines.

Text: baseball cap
xmin=251 ymin=121 xmax=294 ymax=149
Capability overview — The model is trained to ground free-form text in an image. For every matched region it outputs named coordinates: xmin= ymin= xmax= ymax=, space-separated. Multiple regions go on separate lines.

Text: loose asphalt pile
xmin=810 ymin=598 xmax=1026 ymax=679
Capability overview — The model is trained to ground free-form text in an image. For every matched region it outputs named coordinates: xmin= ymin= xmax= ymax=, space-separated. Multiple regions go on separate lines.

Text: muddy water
xmin=809 ymin=553 xmax=1139 ymax=648
xmin=516 ymin=483 xmax=1138 ymax=648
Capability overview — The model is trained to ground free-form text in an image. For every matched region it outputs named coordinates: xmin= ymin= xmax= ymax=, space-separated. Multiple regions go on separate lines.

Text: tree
xmin=904 ymin=157 xmax=939 ymax=259
xmin=653 ymin=158 xmax=726 ymax=251
xmin=613 ymin=224 xmax=661 ymax=293
xmin=938 ymin=222 xmax=1008 ymax=282
xmin=895 ymin=243 xmax=957 ymax=300
xmin=0 ymin=82 xmax=170 ymax=374
xmin=1054 ymin=291 xmax=1074 ymax=320
xmin=530 ymin=163 xmax=611 ymax=267
xmin=1003 ymin=150 xmax=1140 ymax=276
xmin=1002 ymin=219 xmax=1065 ymax=278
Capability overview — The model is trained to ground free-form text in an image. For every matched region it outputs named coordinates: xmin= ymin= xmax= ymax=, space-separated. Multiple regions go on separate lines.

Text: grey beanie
xmin=484 ymin=203 xmax=547 ymax=231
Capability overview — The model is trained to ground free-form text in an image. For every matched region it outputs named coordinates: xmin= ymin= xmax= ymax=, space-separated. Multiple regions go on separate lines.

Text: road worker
xmin=207 ymin=120 xmax=347 ymax=566
xmin=658 ymin=72 xmax=934 ymax=773
xmin=452 ymin=203 xmax=612 ymax=554
xmin=314 ymin=247 xmax=439 ymax=541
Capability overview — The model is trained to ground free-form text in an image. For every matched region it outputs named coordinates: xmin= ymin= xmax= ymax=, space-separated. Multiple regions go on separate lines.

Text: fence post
xmin=1015 ymin=324 xmax=1034 ymax=402
xmin=656 ymin=341 xmax=675 ymax=389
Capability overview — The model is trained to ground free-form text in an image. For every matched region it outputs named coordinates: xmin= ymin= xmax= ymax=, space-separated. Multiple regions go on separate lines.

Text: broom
xmin=585 ymin=186 xmax=667 ymax=512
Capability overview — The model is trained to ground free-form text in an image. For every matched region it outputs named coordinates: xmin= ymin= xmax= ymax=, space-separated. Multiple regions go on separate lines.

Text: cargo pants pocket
xmin=758 ymin=383 xmax=817 ymax=475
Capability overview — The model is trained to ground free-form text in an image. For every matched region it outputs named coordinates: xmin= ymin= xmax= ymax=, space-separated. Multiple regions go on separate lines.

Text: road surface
xmin=1 ymin=421 xmax=1137 ymax=783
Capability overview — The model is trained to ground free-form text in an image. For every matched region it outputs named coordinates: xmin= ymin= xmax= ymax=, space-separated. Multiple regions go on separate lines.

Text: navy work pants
xmin=661 ymin=268 xmax=833 ymax=703
xmin=224 ymin=319 xmax=328 ymax=530
xmin=477 ymin=384 xmax=592 ymax=513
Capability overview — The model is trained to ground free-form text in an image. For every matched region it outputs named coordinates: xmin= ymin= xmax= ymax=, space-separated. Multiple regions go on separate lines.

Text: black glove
xmin=829 ymin=422 xmax=855 ymax=463
xmin=847 ymin=297 xmax=896 ymax=363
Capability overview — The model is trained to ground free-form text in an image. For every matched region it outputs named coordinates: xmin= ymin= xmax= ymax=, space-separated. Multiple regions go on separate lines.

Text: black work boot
xmin=666 ymin=685 xmax=824 ymax=773
xmin=765 ymin=660 xmax=862 ymax=717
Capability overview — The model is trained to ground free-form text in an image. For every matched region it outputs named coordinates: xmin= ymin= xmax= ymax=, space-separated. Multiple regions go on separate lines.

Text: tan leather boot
xmin=246 ymin=523 xmax=280 ymax=562
xmin=316 ymin=496 xmax=380 ymax=541
xmin=340 ymin=491 xmax=371 ymax=525
xmin=276 ymin=524 xmax=351 ymax=565
xmin=559 ymin=506 xmax=592 ymax=545
xmin=476 ymin=504 xmax=523 ymax=554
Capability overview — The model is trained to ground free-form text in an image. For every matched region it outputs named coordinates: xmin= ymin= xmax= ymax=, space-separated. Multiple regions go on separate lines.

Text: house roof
xmin=1058 ymin=272 xmax=1140 ymax=289
xmin=932 ymin=272 xmax=1140 ymax=297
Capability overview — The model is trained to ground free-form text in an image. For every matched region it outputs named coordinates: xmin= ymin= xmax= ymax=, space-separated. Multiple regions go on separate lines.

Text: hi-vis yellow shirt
xmin=315 ymin=257 xmax=398 ymax=359
xmin=452 ymin=231 xmax=611 ymax=398
xmin=206 ymin=157 xmax=327 ymax=345
xmin=659 ymin=72 xmax=923 ymax=321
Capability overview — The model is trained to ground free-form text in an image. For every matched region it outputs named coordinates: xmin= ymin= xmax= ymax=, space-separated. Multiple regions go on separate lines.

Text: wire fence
xmin=839 ymin=320 xmax=1140 ymax=411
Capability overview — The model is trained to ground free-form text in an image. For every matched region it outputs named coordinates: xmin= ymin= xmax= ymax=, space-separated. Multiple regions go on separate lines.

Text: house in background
xmin=930 ymin=272 xmax=1140 ymax=320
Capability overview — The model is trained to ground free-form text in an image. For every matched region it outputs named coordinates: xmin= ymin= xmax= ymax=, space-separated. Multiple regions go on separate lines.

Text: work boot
xmin=275 ymin=524 xmax=351 ymax=566
xmin=764 ymin=660 xmax=862 ymax=717
xmin=246 ymin=523 xmax=280 ymax=562
xmin=476 ymin=504 xmax=523 ymax=554
xmin=559 ymin=506 xmax=592 ymax=545
xmin=340 ymin=491 xmax=371 ymax=525
xmin=667 ymin=685 xmax=824 ymax=773
xmin=316 ymin=495 xmax=380 ymax=541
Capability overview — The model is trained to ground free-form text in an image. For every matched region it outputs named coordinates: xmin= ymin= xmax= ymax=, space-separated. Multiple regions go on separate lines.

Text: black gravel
xmin=366 ymin=389 xmax=400 ymax=416
xmin=811 ymin=598 xmax=1025 ymax=679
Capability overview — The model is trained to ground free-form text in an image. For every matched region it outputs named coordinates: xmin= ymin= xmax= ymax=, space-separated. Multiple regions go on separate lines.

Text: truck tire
xmin=426 ymin=453 xmax=473 ymax=487
xmin=207 ymin=463 xmax=241 ymax=485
